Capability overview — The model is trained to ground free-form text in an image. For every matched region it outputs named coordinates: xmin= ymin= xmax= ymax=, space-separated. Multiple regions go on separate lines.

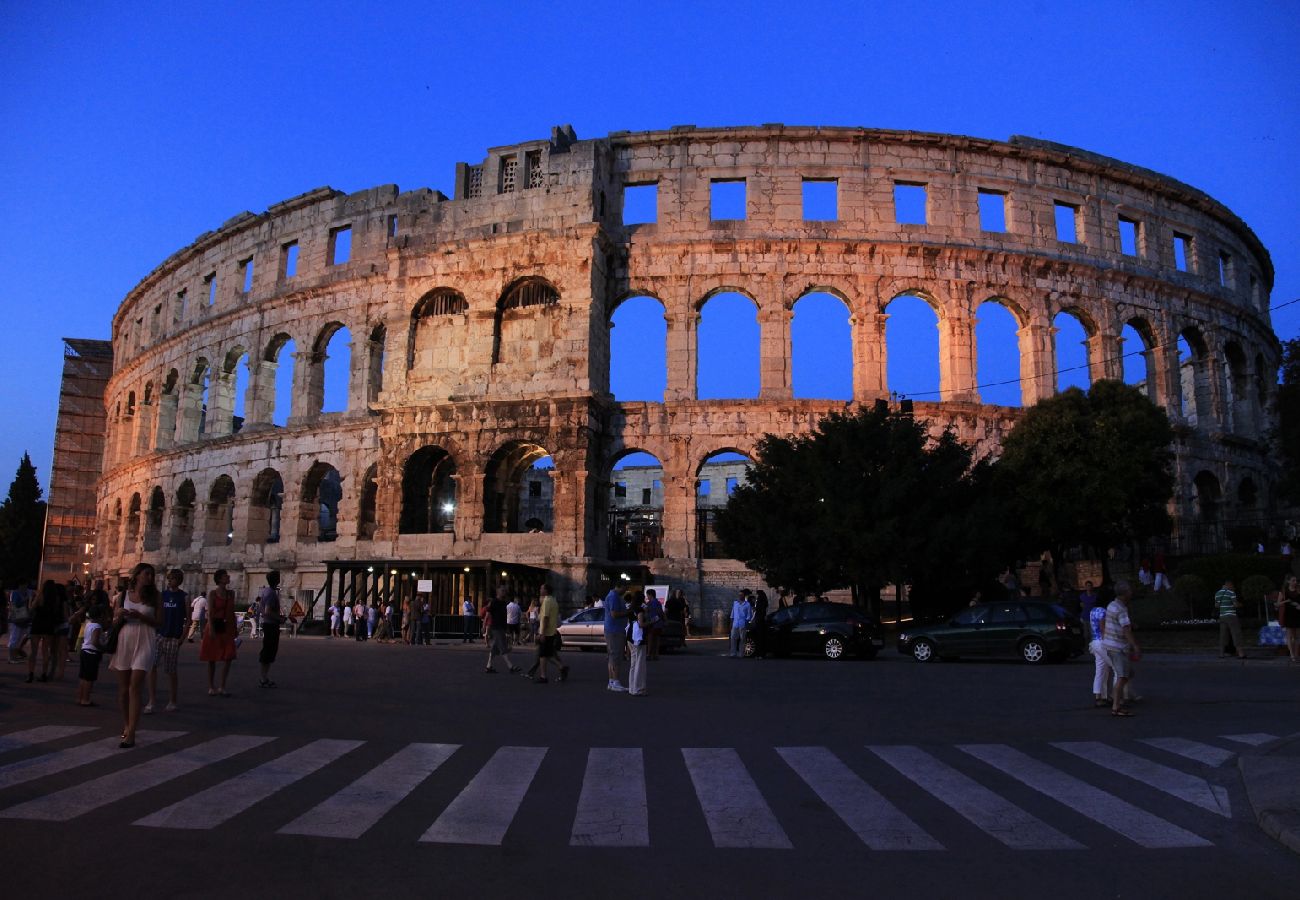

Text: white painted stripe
xmin=1053 ymin=742 xmax=1231 ymax=817
xmin=0 ymin=730 xmax=184 ymax=791
xmin=778 ymin=747 xmax=940 ymax=851
xmin=0 ymin=734 xmax=271 ymax=821
xmin=1140 ymin=737 xmax=1236 ymax=768
xmin=0 ymin=726 xmax=97 ymax=755
xmin=420 ymin=746 xmax=546 ymax=845
xmin=136 ymin=738 xmax=363 ymax=830
xmin=279 ymin=743 xmax=459 ymax=839
xmin=960 ymin=744 xmax=1211 ymax=849
xmin=683 ymin=748 xmax=791 ymax=849
xmin=571 ymin=748 xmax=649 ymax=847
xmin=869 ymin=745 xmax=1080 ymax=849
xmin=1220 ymin=733 xmax=1277 ymax=746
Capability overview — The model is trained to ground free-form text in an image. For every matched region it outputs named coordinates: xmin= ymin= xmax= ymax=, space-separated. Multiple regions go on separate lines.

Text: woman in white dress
xmin=110 ymin=563 xmax=161 ymax=748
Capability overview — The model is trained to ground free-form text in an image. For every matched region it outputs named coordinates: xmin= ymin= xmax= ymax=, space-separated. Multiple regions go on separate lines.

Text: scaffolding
xmin=39 ymin=337 xmax=112 ymax=585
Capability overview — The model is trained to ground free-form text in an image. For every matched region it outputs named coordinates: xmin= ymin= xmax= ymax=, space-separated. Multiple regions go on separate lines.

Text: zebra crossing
xmin=0 ymin=724 xmax=1271 ymax=851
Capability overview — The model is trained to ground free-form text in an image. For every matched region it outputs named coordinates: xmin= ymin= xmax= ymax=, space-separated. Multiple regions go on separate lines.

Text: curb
xmin=1237 ymin=735 xmax=1300 ymax=856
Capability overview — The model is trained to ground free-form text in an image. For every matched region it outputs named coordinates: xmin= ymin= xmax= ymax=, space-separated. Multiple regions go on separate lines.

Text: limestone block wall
xmin=94 ymin=124 xmax=1278 ymax=610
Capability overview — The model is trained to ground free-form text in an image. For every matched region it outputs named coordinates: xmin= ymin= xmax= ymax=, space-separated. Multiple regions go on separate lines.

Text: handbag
xmin=102 ymin=619 xmax=125 ymax=655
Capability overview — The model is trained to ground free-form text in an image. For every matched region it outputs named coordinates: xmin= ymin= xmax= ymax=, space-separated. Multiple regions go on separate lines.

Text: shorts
xmin=153 ymin=636 xmax=181 ymax=674
xmin=508 ymin=623 xmax=521 ymax=639
xmin=79 ymin=649 xmax=103 ymax=682
xmin=259 ymin=627 xmax=280 ymax=665
xmin=489 ymin=629 xmax=510 ymax=656
xmin=1106 ymin=648 xmax=1133 ymax=679
xmin=605 ymin=629 xmax=626 ymax=665
xmin=538 ymin=634 xmax=559 ymax=658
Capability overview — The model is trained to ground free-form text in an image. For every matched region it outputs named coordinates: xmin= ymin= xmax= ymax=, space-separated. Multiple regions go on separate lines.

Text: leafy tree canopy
xmin=0 ymin=453 xmax=46 ymax=588
xmin=996 ymin=379 xmax=1175 ymax=561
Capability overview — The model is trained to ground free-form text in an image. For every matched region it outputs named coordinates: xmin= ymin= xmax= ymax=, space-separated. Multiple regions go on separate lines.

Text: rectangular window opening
xmin=893 ymin=182 xmax=927 ymax=225
xmin=328 ymin=226 xmax=352 ymax=266
xmin=387 ymin=214 xmax=398 ymax=238
xmin=1218 ymin=252 xmax=1233 ymax=288
xmin=710 ymin=179 xmax=747 ymax=221
xmin=725 ymin=476 xmax=738 ymax=496
xmin=499 ymin=155 xmax=518 ymax=194
xmin=175 ymin=289 xmax=186 ymax=325
xmin=240 ymin=257 xmax=254 ymax=293
xmin=525 ymin=150 xmax=544 ymax=189
xmin=1173 ymin=233 xmax=1192 ymax=272
xmin=1118 ymin=217 xmax=1140 ymax=256
xmin=652 ymin=479 xmax=662 ymax=491
xmin=528 ymin=481 xmax=542 ymax=498
xmin=697 ymin=478 xmax=711 ymax=497
xmin=622 ymin=183 xmax=659 ymax=225
xmin=282 ymin=241 xmax=299 ymax=278
xmin=802 ymin=179 xmax=838 ymax=221
xmin=1054 ymin=202 xmax=1078 ymax=243
xmin=977 ymin=190 xmax=1007 ymax=232
xmin=614 ymin=481 xmax=627 ymax=499
xmin=641 ymin=488 xmax=651 ymax=505
xmin=204 ymin=272 xmax=216 ymax=306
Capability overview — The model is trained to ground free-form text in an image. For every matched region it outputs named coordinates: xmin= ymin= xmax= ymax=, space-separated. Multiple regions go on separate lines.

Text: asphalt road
xmin=1 ymin=634 xmax=1298 ymax=899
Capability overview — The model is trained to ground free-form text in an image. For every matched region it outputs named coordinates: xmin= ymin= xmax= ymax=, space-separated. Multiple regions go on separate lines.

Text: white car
xmin=557 ymin=608 xmax=685 ymax=651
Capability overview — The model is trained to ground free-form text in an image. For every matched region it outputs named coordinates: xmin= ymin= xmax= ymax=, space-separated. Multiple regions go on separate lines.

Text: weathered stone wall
xmin=95 ymin=125 xmax=1279 ymax=611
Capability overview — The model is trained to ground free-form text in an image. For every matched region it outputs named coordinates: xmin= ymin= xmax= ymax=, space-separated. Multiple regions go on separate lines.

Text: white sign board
xmin=416 ymin=579 xmax=433 ymax=593
xmin=645 ymin=584 xmax=671 ymax=602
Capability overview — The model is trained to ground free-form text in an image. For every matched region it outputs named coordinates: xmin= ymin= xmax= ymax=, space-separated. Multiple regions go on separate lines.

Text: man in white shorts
xmin=1101 ymin=581 xmax=1140 ymax=717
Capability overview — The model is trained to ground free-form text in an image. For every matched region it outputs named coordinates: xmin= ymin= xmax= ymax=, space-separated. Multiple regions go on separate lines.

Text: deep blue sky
xmin=2 ymin=1 xmax=1297 ymax=490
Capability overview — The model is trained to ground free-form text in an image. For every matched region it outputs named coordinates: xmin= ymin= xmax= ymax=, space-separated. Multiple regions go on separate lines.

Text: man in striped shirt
xmin=1216 ymin=579 xmax=1245 ymax=660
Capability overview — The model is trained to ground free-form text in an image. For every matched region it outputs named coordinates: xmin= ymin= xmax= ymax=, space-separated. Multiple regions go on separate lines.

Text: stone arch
xmin=143 ymin=486 xmax=165 ymax=552
xmin=204 ymin=475 xmax=236 ymax=547
xmin=399 ymin=446 xmax=458 ymax=534
xmin=300 ymin=461 xmax=342 ymax=543
xmin=605 ymin=449 xmax=667 ymax=562
xmin=310 ymin=321 xmax=352 ymax=415
xmin=214 ymin=344 xmax=251 ymax=435
xmin=1223 ymin=340 xmax=1251 ymax=433
xmin=1177 ymin=326 xmax=1212 ymax=425
xmin=125 ymin=492 xmax=142 ymax=551
xmin=483 ymin=440 xmax=553 ymax=534
xmin=170 ymin=480 xmax=195 ymax=549
xmin=1191 ymin=470 xmax=1224 ymax=554
xmin=492 ymin=276 xmax=561 ymax=366
xmin=1053 ymin=307 xmax=1095 ymax=393
xmin=975 ymin=298 xmax=1024 ymax=406
xmin=884 ymin=291 xmax=941 ymax=400
xmin=697 ymin=290 xmax=760 ymax=400
xmin=366 ymin=323 xmax=386 ymax=403
xmin=1121 ymin=316 xmax=1159 ymax=400
xmin=176 ymin=357 xmax=211 ymax=443
xmin=408 ymin=287 xmax=469 ymax=372
xmin=263 ymin=332 xmax=296 ymax=427
xmin=791 ymin=291 xmax=853 ymax=401
xmin=695 ymin=449 xmax=755 ymax=559
xmin=247 ymin=467 xmax=284 ymax=545
xmin=357 ymin=463 xmax=379 ymax=541
xmin=609 ymin=293 xmax=667 ymax=402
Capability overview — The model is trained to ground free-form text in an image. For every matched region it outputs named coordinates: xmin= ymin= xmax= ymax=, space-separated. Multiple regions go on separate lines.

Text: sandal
xmin=1111 ymin=708 xmax=1134 ymax=717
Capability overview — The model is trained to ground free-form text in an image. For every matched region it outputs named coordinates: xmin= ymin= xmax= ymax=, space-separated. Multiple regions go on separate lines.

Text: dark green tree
xmin=714 ymin=405 xmax=1006 ymax=617
xmin=0 ymin=453 xmax=47 ymax=588
xmin=996 ymin=379 xmax=1175 ymax=584
xmin=1273 ymin=339 xmax=1300 ymax=504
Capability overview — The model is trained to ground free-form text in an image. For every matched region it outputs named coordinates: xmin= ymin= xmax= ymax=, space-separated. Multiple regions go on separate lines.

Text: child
xmin=77 ymin=606 xmax=108 ymax=706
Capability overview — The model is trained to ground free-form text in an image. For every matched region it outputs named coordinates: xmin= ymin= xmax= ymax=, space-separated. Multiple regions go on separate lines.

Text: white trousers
xmin=1089 ymin=639 xmax=1112 ymax=697
xmin=628 ymin=643 xmax=647 ymax=695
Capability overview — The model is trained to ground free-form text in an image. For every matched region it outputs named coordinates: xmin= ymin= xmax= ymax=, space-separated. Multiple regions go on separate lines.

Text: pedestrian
xmin=1101 ymin=580 xmax=1139 ymax=717
xmin=627 ymin=593 xmax=648 ymax=696
xmin=257 ymin=571 xmax=283 ymax=688
xmin=247 ymin=592 xmax=261 ymax=639
xmin=533 ymin=584 xmax=568 ymax=684
xmin=367 ymin=602 xmax=378 ymax=640
xmin=374 ymin=611 xmax=393 ymax=642
xmin=527 ymin=599 xmax=539 ymax=645
xmin=1079 ymin=581 xmax=1098 ymax=619
xmin=462 ymin=596 xmax=475 ymax=643
xmin=1215 ymin=578 xmax=1246 ymax=659
xmin=353 ymin=602 xmax=367 ymax=642
xmin=145 ymin=569 xmax=187 ymax=713
xmin=199 ymin=569 xmax=238 ymax=697
xmin=729 ymin=590 xmax=753 ymax=658
xmin=50 ymin=582 xmax=72 ymax=680
xmin=76 ymin=603 xmax=108 ymax=707
xmin=484 ymin=585 xmax=521 ymax=674
xmin=187 ymin=591 xmax=207 ymax=643
xmin=419 ymin=597 xmax=432 ymax=645
xmin=665 ymin=588 xmax=687 ymax=641
xmin=1152 ymin=552 xmax=1170 ymax=592
xmin=645 ymin=588 xmax=665 ymax=660
xmin=1137 ymin=561 xmax=1153 ymax=589
xmin=506 ymin=595 xmax=522 ymax=647
xmin=330 ymin=600 xmax=342 ymax=638
xmin=27 ymin=581 xmax=62 ymax=683
xmin=1088 ymin=594 xmax=1112 ymax=708
xmin=750 ymin=589 xmax=769 ymax=658
xmin=111 ymin=563 xmax=162 ymax=747
xmin=603 ymin=586 xmax=629 ymax=692
xmin=1276 ymin=575 xmax=1300 ymax=663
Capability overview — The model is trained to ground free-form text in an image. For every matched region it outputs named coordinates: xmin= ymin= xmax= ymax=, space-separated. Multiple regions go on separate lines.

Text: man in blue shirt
xmin=146 ymin=569 xmax=188 ymax=713
xmin=730 ymin=591 xmax=753 ymax=658
xmin=604 ymin=587 xmax=628 ymax=692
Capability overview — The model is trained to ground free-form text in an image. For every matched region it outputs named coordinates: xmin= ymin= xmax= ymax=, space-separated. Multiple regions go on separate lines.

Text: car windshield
xmin=951 ymin=606 xmax=987 ymax=626
xmin=770 ymin=608 xmax=795 ymax=626
xmin=565 ymin=609 xmax=600 ymax=623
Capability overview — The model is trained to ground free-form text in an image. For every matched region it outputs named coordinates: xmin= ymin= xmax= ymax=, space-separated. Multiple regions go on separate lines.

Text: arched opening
xmin=157 ymin=369 xmax=180 ymax=449
xmin=884 ymin=293 xmax=940 ymax=400
xmin=607 ymin=451 xmax=665 ymax=561
xmin=205 ymin=475 xmax=236 ymax=547
xmin=492 ymin=277 xmax=560 ymax=366
xmin=301 ymin=462 xmax=342 ymax=543
xmin=1191 ymin=470 xmax=1224 ymax=554
xmin=1223 ymin=341 xmax=1250 ymax=433
xmin=408 ymin=288 xmax=469 ymax=373
xmin=313 ymin=323 xmax=352 ymax=415
xmin=170 ymin=481 xmax=195 ymax=550
xmin=247 ymin=468 xmax=284 ymax=544
xmin=483 ymin=441 xmax=553 ymax=533
xmin=178 ymin=359 xmax=211 ymax=443
xmin=1178 ymin=328 xmax=1211 ymax=425
xmin=367 ymin=324 xmax=386 ymax=403
xmin=1121 ymin=319 xmax=1157 ymax=399
xmin=400 ymin=447 xmax=458 ymax=534
xmin=792 ymin=292 xmax=852 ymax=400
xmin=265 ymin=333 xmax=296 ymax=427
xmin=696 ymin=450 xmax=753 ymax=558
xmin=125 ymin=492 xmax=142 ymax=549
xmin=609 ymin=294 xmax=667 ymax=401
xmin=358 ymin=464 xmax=379 ymax=540
xmin=697 ymin=291 xmax=759 ymax=399
xmin=217 ymin=347 xmax=251 ymax=435
xmin=1053 ymin=310 xmax=1092 ymax=393
xmin=1238 ymin=476 xmax=1258 ymax=509
xmin=143 ymin=486 xmax=165 ymax=552
xmin=975 ymin=300 xmax=1022 ymax=406
xmin=106 ymin=499 xmax=122 ymax=557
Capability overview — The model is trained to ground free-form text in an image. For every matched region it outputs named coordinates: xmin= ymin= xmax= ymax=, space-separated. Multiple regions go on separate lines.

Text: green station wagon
xmin=896 ymin=600 xmax=1086 ymax=664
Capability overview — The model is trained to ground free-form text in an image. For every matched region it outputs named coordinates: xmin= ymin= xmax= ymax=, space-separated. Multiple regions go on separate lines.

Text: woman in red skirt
xmin=199 ymin=569 xmax=238 ymax=695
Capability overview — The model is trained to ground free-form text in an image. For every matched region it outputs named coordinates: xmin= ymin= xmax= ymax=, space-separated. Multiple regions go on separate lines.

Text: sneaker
xmin=142 ymin=703 xmax=155 ymax=715
xmin=165 ymin=702 xmax=177 ymax=712
xmin=559 ymin=666 xmax=569 ymax=683
xmin=607 ymin=682 xmax=628 ymax=693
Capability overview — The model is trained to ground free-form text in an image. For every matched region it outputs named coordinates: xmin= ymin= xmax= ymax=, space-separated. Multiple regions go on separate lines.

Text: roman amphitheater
xmin=92 ymin=124 xmax=1279 ymax=616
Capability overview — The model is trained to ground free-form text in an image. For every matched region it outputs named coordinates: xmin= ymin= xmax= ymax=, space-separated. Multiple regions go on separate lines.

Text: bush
xmin=1173 ymin=553 xmax=1286 ymax=595
xmin=1131 ymin=592 xmax=1189 ymax=629
xmin=1172 ymin=574 xmax=1209 ymax=618
xmin=1240 ymin=574 xmax=1275 ymax=619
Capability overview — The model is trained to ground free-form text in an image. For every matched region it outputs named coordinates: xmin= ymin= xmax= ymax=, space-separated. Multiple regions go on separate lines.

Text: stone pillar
xmin=177 ymin=384 xmax=202 ymax=444
xmin=290 ymin=350 xmax=316 ymax=424
xmin=1093 ymin=332 xmax=1124 ymax=383
xmin=666 ymin=308 xmax=697 ymax=402
xmin=854 ymin=312 xmax=888 ymax=401
xmin=456 ymin=471 xmax=485 ymax=543
xmin=347 ymin=339 xmax=367 ymax=412
xmin=758 ymin=305 xmax=793 ymax=400
xmin=939 ymin=313 xmax=976 ymax=402
xmin=1153 ymin=327 xmax=1183 ymax=423
xmin=1018 ymin=320 xmax=1055 ymax=405
xmin=155 ymin=391 xmax=178 ymax=451
xmin=246 ymin=359 xmax=278 ymax=427
xmin=1205 ymin=347 xmax=1227 ymax=431
xmin=135 ymin=402 xmax=155 ymax=456
xmin=207 ymin=371 xmax=235 ymax=438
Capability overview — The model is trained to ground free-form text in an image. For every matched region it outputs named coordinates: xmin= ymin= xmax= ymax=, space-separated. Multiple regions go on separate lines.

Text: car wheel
xmin=743 ymin=637 xmax=756 ymax=658
xmin=823 ymin=636 xmax=846 ymax=660
xmin=911 ymin=638 xmax=936 ymax=663
xmin=1020 ymin=637 xmax=1047 ymax=664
